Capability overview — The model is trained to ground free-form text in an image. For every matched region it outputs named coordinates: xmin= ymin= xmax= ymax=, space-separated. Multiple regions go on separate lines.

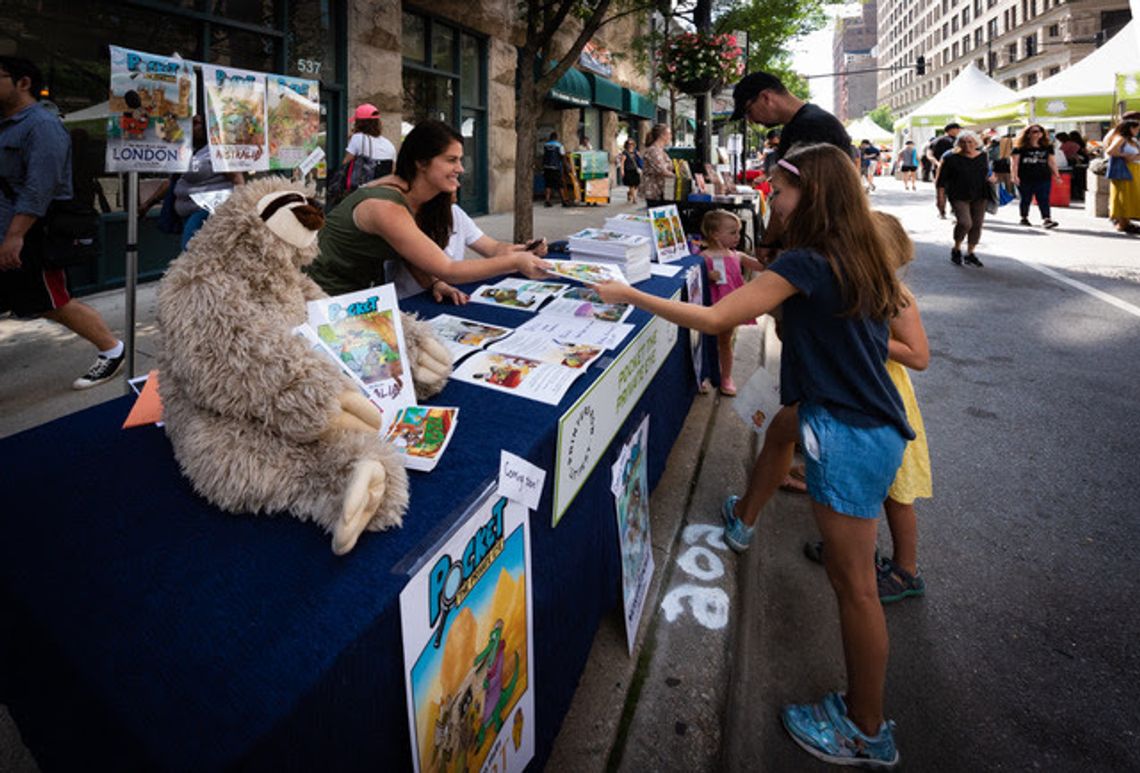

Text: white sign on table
xmin=499 ymin=451 xmax=546 ymax=511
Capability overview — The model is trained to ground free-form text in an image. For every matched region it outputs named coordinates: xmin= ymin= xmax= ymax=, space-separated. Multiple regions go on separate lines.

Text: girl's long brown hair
xmin=773 ymin=143 xmax=904 ymax=321
xmin=1014 ymin=124 xmax=1052 ymax=150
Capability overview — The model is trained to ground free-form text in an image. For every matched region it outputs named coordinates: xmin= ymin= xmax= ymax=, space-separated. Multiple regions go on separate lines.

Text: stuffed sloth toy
xmin=157 ymin=177 xmax=452 ymax=554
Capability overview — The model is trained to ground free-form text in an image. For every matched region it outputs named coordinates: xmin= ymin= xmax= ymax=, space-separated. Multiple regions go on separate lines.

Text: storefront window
xmin=402 ymin=12 xmax=426 ymax=62
xmin=432 ymin=24 xmax=456 ymax=72
xmin=206 ymin=0 xmax=279 ymax=27
xmin=210 ymin=26 xmax=279 ymax=71
xmin=581 ymin=107 xmax=601 ymax=149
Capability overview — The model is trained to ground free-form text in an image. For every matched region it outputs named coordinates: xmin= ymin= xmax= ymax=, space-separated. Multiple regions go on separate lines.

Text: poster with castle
xmin=203 ymin=64 xmax=269 ymax=172
xmin=105 ymin=46 xmax=195 ymax=173
xmin=399 ymin=491 xmax=534 ymax=773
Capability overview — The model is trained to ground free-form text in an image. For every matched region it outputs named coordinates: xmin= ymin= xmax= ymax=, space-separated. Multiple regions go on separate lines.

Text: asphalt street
xmin=722 ymin=175 xmax=1140 ymax=771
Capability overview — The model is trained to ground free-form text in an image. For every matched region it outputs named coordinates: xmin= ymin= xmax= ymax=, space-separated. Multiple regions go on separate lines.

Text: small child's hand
xmin=590 ymin=280 xmax=630 ymax=305
xmin=708 ymin=269 xmax=722 ymax=283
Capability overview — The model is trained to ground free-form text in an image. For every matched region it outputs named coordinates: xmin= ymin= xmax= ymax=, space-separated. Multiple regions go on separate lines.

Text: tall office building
xmin=876 ymin=0 xmax=1132 ymax=115
xmin=833 ymin=0 xmax=880 ymax=122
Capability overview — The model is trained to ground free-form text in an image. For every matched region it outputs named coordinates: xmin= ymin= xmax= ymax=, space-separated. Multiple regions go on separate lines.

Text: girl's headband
xmin=777 ymin=158 xmax=800 ymax=176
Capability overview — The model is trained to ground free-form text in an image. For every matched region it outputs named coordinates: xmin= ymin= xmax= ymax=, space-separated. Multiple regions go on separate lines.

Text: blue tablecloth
xmin=0 ymin=256 xmax=717 ymax=772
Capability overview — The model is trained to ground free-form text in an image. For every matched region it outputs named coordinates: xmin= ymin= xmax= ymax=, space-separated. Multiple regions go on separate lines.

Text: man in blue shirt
xmin=0 ymin=57 xmax=124 ymax=389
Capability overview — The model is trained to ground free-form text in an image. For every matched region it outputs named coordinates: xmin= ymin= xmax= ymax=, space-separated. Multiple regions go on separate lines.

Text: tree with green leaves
xmin=867 ymin=104 xmax=896 ymax=133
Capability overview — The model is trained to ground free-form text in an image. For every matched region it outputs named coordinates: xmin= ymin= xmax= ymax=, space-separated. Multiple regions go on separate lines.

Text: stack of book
xmin=567 ymin=228 xmax=652 ymax=283
xmin=604 ymin=214 xmax=657 ymax=260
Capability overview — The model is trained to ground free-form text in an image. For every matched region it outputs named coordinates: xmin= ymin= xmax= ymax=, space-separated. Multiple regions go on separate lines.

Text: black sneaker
xmin=72 ymin=351 xmax=125 ymax=390
xmin=964 ymin=253 xmax=984 ymax=267
xmin=950 ymin=247 xmax=962 ymax=265
xmin=1043 ymin=219 xmax=1058 ymax=229
xmin=1020 ymin=217 xmax=1031 ymax=226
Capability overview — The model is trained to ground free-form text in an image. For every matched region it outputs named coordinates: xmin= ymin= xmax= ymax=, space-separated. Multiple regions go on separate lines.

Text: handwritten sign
xmin=499 ymin=451 xmax=546 ymax=511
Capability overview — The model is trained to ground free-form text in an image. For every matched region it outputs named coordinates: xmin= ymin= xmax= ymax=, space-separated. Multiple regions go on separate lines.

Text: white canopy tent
xmin=893 ymin=63 xmax=1017 ymax=147
xmin=845 ymin=116 xmax=894 ymax=145
xmin=964 ymin=22 xmax=1139 ymax=123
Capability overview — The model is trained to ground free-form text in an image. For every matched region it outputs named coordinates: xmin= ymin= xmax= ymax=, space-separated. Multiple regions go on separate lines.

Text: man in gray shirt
xmin=0 ymin=56 xmax=125 ymax=389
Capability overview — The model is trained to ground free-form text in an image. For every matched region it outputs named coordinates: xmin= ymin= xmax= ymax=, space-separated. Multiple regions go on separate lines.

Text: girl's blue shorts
xmin=798 ymin=402 xmax=907 ymax=519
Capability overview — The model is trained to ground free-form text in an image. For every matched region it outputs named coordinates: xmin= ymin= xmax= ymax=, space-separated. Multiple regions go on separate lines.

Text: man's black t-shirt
xmin=1011 ymin=146 xmax=1052 ymax=183
xmin=776 ymin=103 xmax=851 ymax=159
xmin=929 ymin=135 xmax=956 ymax=162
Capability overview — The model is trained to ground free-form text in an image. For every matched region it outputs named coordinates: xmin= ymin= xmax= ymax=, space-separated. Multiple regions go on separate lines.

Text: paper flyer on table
xmin=488 ymin=331 xmax=605 ymax=370
xmin=468 ymin=278 xmax=567 ymax=311
xmin=105 ymin=47 xmax=196 ymax=174
xmin=306 ymin=285 xmax=416 ymax=432
xmin=649 ymin=263 xmax=684 ymax=278
xmin=266 ymin=75 xmax=320 ymax=170
xmin=399 ymin=491 xmax=534 ymax=773
xmin=451 ymin=350 xmax=585 ymax=405
xmin=611 ymin=415 xmax=654 ymax=654
xmin=383 ymin=406 xmax=459 ymax=472
xmin=426 ymin=314 xmax=514 ymax=362
xmin=202 ymin=64 xmax=269 ymax=172
xmin=515 ymin=315 xmax=633 ymax=351
xmin=543 ymin=260 xmax=629 ymax=285
xmin=542 ymin=286 xmax=633 ymax=324
xmin=686 ymin=265 xmax=704 ymax=386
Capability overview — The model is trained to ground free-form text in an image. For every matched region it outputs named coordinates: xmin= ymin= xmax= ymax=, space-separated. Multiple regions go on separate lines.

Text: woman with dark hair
xmin=1011 ymin=123 xmax=1061 ymax=228
xmin=640 ymin=123 xmax=675 ymax=206
xmin=935 ymin=130 xmax=995 ymax=267
xmin=307 ymin=120 xmax=549 ymax=303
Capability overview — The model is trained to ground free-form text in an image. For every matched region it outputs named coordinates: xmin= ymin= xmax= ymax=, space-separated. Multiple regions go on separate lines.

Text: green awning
xmin=549 ymin=68 xmax=591 ymax=106
xmin=622 ymin=88 xmax=656 ymax=119
xmin=587 ymin=73 xmax=623 ymax=110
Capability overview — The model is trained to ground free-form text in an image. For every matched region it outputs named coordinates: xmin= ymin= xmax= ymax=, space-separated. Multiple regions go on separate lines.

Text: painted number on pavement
xmin=661 ymin=525 xmax=730 ymax=630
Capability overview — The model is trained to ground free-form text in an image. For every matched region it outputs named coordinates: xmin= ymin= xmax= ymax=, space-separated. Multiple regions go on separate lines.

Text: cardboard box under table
xmin=0 ymin=257 xmax=711 ymax=771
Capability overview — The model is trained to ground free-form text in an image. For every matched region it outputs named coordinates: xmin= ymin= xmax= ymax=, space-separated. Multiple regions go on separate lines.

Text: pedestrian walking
xmin=0 ymin=55 xmax=126 ymax=390
xmin=591 ymin=142 xmax=914 ymax=768
xmin=1010 ymin=123 xmax=1061 ymax=229
xmin=926 ymin=123 xmax=960 ymax=218
xmin=935 ymin=130 xmax=995 ymax=267
xmin=541 ymin=131 xmax=565 ymax=208
xmin=898 ymin=140 xmax=919 ymax=191
xmin=1105 ymin=119 xmax=1140 ymax=234
xmin=699 ymin=210 xmax=763 ymax=397
xmin=617 ymin=139 xmax=642 ymax=202
xmin=860 ymin=140 xmax=881 ymax=191
xmin=640 ymin=123 xmax=675 ymax=207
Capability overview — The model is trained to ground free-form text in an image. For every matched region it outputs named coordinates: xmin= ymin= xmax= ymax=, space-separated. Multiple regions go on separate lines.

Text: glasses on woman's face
xmin=1028 ymin=129 xmax=1042 ymax=134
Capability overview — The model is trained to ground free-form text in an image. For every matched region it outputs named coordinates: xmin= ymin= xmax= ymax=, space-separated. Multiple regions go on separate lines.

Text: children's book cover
xmin=610 ymin=415 xmax=654 ymax=654
xmin=307 ymin=285 xmax=415 ymax=432
xmin=543 ymin=260 xmax=629 ymax=286
xmin=105 ymin=46 xmax=195 ymax=174
xmin=267 ymin=75 xmax=321 ymax=171
xmin=203 ymin=64 xmax=269 ymax=172
xmin=427 ymin=315 xmax=513 ymax=362
xmin=648 ymin=205 xmax=690 ymax=263
xmin=400 ymin=492 xmax=534 ymax=773
xmin=384 ymin=406 xmax=460 ymax=472
xmin=468 ymin=279 xmax=566 ymax=312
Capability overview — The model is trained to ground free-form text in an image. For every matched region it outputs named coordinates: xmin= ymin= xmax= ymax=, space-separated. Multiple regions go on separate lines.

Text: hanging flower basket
xmin=659 ymin=32 xmax=745 ymax=96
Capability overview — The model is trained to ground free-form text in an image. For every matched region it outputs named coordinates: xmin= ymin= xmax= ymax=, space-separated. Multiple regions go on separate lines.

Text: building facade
xmin=0 ymin=0 xmax=654 ymax=293
xmin=833 ymin=1 xmax=880 ymax=122
xmin=876 ymin=0 xmax=1132 ymax=115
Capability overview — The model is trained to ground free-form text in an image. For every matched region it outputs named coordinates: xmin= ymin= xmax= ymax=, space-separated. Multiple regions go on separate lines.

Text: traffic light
xmin=916 ymin=55 xmax=926 ymax=76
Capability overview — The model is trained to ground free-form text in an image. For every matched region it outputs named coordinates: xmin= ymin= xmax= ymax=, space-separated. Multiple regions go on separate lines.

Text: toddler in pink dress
xmin=700 ymin=210 xmax=763 ymax=395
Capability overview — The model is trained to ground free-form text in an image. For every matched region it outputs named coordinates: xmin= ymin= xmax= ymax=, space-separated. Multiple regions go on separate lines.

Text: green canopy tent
xmin=963 ymin=21 xmax=1138 ymax=124
xmin=893 ymin=63 xmax=1017 ymax=147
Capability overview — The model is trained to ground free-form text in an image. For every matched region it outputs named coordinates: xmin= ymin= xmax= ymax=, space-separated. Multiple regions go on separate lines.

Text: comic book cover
xmin=543 ymin=260 xmax=629 ymax=286
xmin=384 ymin=406 xmax=460 ymax=472
xmin=468 ymin=278 xmax=567 ymax=312
xmin=203 ymin=64 xmax=269 ymax=172
xmin=542 ymin=285 xmax=633 ymax=324
xmin=426 ymin=315 xmax=513 ymax=362
xmin=611 ymin=415 xmax=654 ymax=654
xmin=400 ymin=492 xmax=534 ymax=773
xmin=105 ymin=46 xmax=195 ymax=173
xmin=267 ymin=75 xmax=320 ymax=170
xmin=306 ymin=285 xmax=416 ymax=432
xmin=648 ymin=205 xmax=689 ymax=263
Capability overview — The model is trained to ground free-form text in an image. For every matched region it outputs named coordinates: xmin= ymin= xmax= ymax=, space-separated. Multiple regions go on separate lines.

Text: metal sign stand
xmin=124 ymin=171 xmax=139 ymax=385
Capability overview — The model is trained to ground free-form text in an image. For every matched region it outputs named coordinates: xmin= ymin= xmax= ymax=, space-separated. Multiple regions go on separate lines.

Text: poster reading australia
xmin=267 ymin=75 xmax=320 ymax=171
xmin=203 ymin=64 xmax=269 ymax=172
xmin=105 ymin=46 xmax=195 ymax=173
xmin=399 ymin=491 xmax=535 ymax=773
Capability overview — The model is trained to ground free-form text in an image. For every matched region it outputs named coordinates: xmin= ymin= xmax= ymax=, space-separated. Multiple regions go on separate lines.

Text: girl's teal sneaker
xmin=721 ymin=495 xmax=753 ymax=553
xmin=781 ymin=692 xmax=899 ymax=769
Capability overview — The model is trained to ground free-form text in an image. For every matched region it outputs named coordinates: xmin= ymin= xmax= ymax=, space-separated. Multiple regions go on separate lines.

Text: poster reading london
xmin=105 ymin=46 xmax=195 ymax=173
xmin=399 ymin=492 xmax=535 ymax=773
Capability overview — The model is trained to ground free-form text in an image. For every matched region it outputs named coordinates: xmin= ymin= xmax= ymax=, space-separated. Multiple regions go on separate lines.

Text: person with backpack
xmin=0 ymin=56 xmax=125 ymax=389
xmin=326 ymin=104 xmax=397 ymax=208
xmin=542 ymin=131 xmax=565 ymax=207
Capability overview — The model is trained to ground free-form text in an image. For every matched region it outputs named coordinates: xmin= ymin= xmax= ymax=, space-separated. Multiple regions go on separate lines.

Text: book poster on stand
xmin=399 ymin=491 xmax=534 ymax=773
xmin=105 ymin=46 xmax=195 ymax=173
xmin=686 ymin=265 xmax=704 ymax=387
xmin=203 ymin=64 xmax=270 ymax=172
xmin=611 ymin=414 xmax=654 ymax=654
xmin=266 ymin=75 xmax=320 ymax=171
xmin=648 ymin=205 xmax=690 ymax=263
xmin=306 ymin=286 xmax=416 ymax=433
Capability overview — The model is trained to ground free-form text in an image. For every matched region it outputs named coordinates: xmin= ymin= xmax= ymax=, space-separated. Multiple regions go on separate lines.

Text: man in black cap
xmin=731 ymin=71 xmax=850 ymax=160
xmin=926 ymin=122 xmax=961 ymax=218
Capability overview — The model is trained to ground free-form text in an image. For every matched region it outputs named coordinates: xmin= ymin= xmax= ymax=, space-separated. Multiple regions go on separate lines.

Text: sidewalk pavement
xmin=0 ymin=192 xmax=641 ymax=440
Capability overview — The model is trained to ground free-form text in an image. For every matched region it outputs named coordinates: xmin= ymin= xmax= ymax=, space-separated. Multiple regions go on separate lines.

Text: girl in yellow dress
xmin=874 ymin=213 xmax=933 ymax=602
